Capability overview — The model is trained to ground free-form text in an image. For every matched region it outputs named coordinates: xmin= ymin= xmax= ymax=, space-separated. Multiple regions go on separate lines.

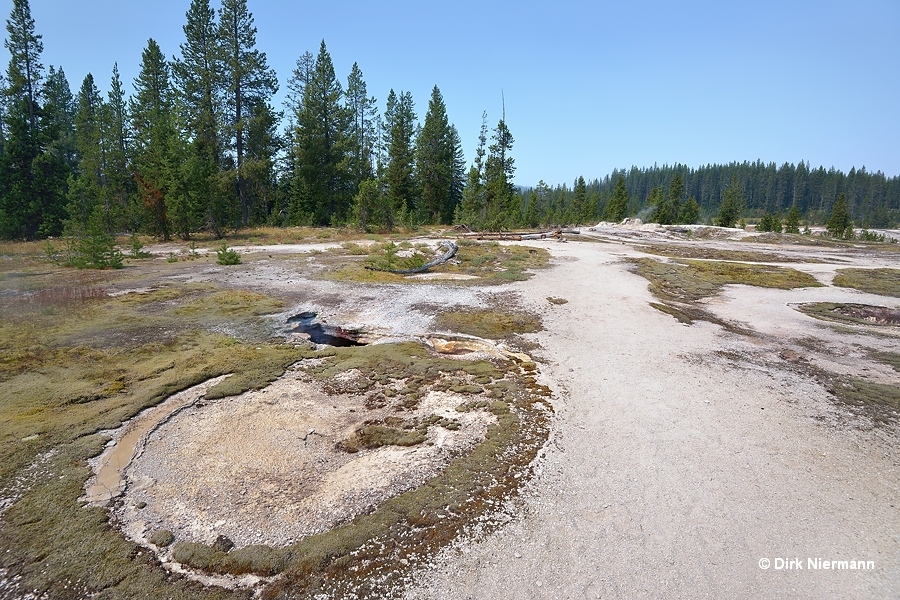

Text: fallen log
xmin=461 ymin=229 xmax=580 ymax=241
xmin=366 ymin=240 xmax=459 ymax=275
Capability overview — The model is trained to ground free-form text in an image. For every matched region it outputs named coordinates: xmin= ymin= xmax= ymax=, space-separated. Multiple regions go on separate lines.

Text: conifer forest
xmin=1 ymin=0 xmax=898 ymax=245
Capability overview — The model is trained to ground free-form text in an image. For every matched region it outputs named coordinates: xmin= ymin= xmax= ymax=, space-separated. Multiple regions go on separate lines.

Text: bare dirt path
xmin=406 ymin=239 xmax=900 ymax=599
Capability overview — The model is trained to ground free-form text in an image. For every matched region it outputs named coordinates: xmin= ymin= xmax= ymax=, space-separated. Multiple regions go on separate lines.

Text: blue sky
xmin=13 ymin=0 xmax=900 ymax=186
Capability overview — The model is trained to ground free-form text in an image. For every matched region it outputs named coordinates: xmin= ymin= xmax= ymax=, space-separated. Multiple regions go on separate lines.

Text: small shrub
xmin=129 ymin=233 xmax=151 ymax=259
xmin=149 ymin=529 xmax=175 ymax=547
xmin=216 ymin=244 xmax=241 ymax=265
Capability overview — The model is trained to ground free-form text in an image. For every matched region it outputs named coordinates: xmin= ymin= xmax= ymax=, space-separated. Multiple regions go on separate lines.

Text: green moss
xmin=174 ymin=288 xmax=284 ymax=317
xmin=149 ymin=529 xmax=175 ymax=547
xmin=632 ymin=257 xmax=822 ymax=304
xmin=871 ymin=351 xmax=900 ymax=373
xmin=833 ymin=268 xmax=900 ymax=297
xmin=434 ymin=309 xmax=542 ymax=340
xmin=639 ymin=244 xmax=819 ymax=263
xmin=326 ymin=239 xmax=551 ymax=285
xmin=796 ymin=302 xmax=900 ymax=328
xmin=826 ymin=377 xmax=900 ymax=425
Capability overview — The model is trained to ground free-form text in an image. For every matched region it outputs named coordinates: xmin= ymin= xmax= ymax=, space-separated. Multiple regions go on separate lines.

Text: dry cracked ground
xmin=1 ymin=224 xmax=898 ymax=599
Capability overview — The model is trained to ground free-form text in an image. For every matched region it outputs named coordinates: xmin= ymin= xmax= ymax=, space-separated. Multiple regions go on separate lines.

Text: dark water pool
xmin=287 ymin=311 xmax=366 ymax=346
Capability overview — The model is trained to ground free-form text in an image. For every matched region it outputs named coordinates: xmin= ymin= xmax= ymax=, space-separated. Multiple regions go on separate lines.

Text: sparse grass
xmin=0 ymin=238 xmax=552 ymax=598
xmin=631 ymin=258 xmax=821 ymax=332
xmin=833 ymin=268 xmax=900 ymax=297
xmin=434 ymin=308 xmax=542 ymax=340
xmin=824 ymin=376 xmax=900 ymax=426
xmin=327 ymin=239 xmax=551 ymax=285
xmin=871 ymin=351 xmax=900 ymax=373
xmin=797 ymin=302 xmax=900 ymax=327
xmin=630 ymin=258 xmax=822 ymax=305
xmin=547 ymin=296 xmax=568 ymax=305
xmin=0 ymin=256 xmax=317 ymax=598
xmin=639 ymin=244 xmax=818 ymax=263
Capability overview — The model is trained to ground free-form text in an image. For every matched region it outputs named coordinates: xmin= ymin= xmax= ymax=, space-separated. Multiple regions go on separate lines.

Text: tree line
xmin=519 ymin=161 xmax=899 ymax=229
xmin=2 ymin=0 xmax=896 ymax=248
xmin=0 ymin=0 xmax=518 ymax=244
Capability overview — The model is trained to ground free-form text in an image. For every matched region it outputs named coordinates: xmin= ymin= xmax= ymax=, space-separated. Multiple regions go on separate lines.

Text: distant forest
xmin=529 ymin=162 xmax=900 ymax=229
xmin=1 ymin=0 xmax=897 ymax=248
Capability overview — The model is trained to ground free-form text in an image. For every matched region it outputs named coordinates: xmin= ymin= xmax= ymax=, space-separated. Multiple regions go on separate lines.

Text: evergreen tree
xmin=456 ymin=111 xmax=487 ymax=228
xmin=66 ymin=73 xmax=104 ymax=229
xmin=524 ymin=188 xmax=541 ymax=227
xmin=353 ymin=177 xmax=391 ymax=232
xmin=293 ymin=41 xmax=350 ymax=225
xmin=483 ymin=117 xmax=515 ymax=230
xmin=0 ymin=0 xmax=60 ymax=239
xmin=102 ymin=63 xmax=135 ymax=232
xmin=173 ymin=0 xmax=227 ymax=235
xmin=652 ymin=172 xmax=685 ymax=224
xmin=784 ymin=204 xmax=801 ymax=234
xmin=605 ymin=175 xmax=629 ymax=222
xmin=383 ymin=89 xmax=417 ymax=228
xmin=345 ymin=62 xmax=377 ymax=188
xmin=448 ymin=124 xmax=466 ymax=223
xmin=646 ymin=186 xmax=664 ymax=222
xmin=571 ymin=176 xmax=587 ymax=225
xmin=416 ymin=85 xmax=453 ymax=224
xmin=130 ymin=39 xmax=178 ymax=240
xmin=716 ymin=175 xmax=744 ymax=228
xmin=826 ymin=193 xmax=853 ymax=238
xmin=284 ymin=50 xmax=314 ymax=224
xmin=678 ymin=196 xmax=701 ymax=224
xmin=218 ymin=0 xmax=278 ymax=227
xmin=242 ymin=98 xmax=280 ymax=224
xmin=42 ymin=66 xmax=75 ymax=170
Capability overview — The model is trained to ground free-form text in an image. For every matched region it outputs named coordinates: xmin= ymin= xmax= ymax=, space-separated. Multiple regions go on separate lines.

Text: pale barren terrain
xmin=3 ymin=225 xmax=898 ymax=599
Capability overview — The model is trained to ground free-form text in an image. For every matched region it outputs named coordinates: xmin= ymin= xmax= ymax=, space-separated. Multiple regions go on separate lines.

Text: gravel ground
xmin=404 ymin=235 xmax=900 ymax=599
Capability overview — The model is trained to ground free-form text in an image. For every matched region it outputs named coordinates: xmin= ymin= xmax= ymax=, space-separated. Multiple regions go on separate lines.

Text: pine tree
xmin=483 ymin=117 xmax=515 ymax=230
xmin=605 ymin=175 xmax=629 ymax=222
xmin=102 ymin=64 xmax=135 ymax=232
xmin=130 ymin=39 xmax=178 ymax=240
xmin=416 ymin=85 xmax=453 ymax=224
xmin=173 ymin=0 xmax=227 ymax=235
xmin=826 ymin=193 xmax=852 ymax=238
xmin=242 ymin=98 xmax=280 ymax=224
xmin=42 ymin=66 xmax=75 ymax=170
xmin=345 ymin=62 xmax=377 ymax=188
xmin=647 ymin=186 xmax=664 ymax=223
xmin=678 ymin=196 xmax=701 ymax=224
xmin=456 ymin=111 xmax=488 ymax=228
xmin=383 ymin=90 xmax=417 ymax=228
xmin=284 ymin=50 xmax=314 ymax=224
xmin=784 ymin=204 xmax=801 ymax=234
xmin=0 ymin=0 xmax=58 ymax=239
xmin=571 ymin=176 xmax=587 ymax=225
xmin=716 ymin=175 xmax=744 ymax=228
xmin=66 ymin=73 xmax=104 ymax=229
xmin=293 ymin=41 xmax=350 ymax=225
xmin=448 ymin=125 xmax=466 ymax=223
xmin=218 ymin=0 xmax=278 ymax=227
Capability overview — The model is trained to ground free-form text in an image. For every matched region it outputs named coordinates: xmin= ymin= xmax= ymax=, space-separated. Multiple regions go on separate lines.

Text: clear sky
xmin=12 ymin=0 xmax=900 ymax=186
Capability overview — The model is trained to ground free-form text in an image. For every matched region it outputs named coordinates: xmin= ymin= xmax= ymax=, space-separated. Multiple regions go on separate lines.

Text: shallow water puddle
xmin=83 ymin=375 xmax=229 ymax=505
